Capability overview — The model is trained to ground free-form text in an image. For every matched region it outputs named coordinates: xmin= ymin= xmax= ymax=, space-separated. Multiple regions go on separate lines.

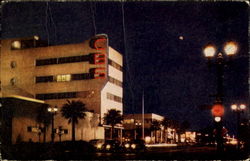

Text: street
xmin=83 ymin=145 xmax=249 ymax=160
xmin=1 ymin=143 xmax=249 ymax=160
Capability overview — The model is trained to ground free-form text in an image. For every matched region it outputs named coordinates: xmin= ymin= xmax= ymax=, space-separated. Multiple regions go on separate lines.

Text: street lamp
xmin=231 ymin=103 xmax=246 ymax=150
xmin=203 ymin=41 xmax=238 ymax=151
xmin=135 ymin=122 xmax=141 ymax=140
xmin=203 ymin=41 xmax=238 ymax=103
xmin=214 ymin=117 xmax=221 ymax=122
xmin=48 ymin=106 xmax=58 ymax=143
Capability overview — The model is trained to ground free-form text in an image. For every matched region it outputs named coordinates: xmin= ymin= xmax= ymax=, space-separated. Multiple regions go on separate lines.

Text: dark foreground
xmin=1 ymin=142 xmax=249 ymax=160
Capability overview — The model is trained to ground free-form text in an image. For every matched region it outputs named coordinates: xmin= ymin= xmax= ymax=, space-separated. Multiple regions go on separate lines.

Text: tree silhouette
xmin=150 ymin=120 xmax=161 ymax=143
xmin=171 ymin=120 xmax=181 ymax=143
xmin=36 ymin=104 xmax=50 ymax=143
xmin=104 ymin=109 xmax=123 ymax=139
xmin=180 ymin=120 xmax=190 ymax=143
xmin=161 ymin=117 xmax=170 ymax=143
xmin=61 ymin=100 xmax=88 ymax=141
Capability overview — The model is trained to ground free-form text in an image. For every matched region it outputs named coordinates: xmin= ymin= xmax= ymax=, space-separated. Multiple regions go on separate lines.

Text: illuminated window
xmin=124 ymin=119 xmax=134 ymax=124
xmin=57 ymin=74 xmax=71 ymax=82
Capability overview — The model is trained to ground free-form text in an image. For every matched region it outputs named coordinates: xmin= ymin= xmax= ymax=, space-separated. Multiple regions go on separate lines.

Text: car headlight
xmin=125 ymin=143 xmax=130 ymax=148
xmin=131 ymin=144 xmax=136 ymax=149
xmin=106 ymin=144 xmax=111 ymax=149
xmin=97 ymin=143 xmax=102 ymax=149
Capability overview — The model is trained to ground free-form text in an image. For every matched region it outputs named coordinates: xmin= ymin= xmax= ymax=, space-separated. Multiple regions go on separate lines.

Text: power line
xmin=45 ymin=2 xmax=50 ymax=45
xmin=121 ymin=0 xmax=136 ymax=113
xmin=48 ymin=3 xmax=58 ymax=44
xmin=90 ymin=1 xmax=97 ymax=35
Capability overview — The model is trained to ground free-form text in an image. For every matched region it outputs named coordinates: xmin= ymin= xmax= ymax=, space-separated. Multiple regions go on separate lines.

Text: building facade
xmin=123 ymin=113 xmax=178 ymax=144
xmin=0 ymin=34 xmax=123 ymax=142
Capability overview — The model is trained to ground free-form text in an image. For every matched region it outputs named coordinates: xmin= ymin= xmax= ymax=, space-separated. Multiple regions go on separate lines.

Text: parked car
xmin=121 ymin=139 xmax=146 ymax=152
xmin=89 ymin=139 xmax=105 ymax=151
xmin=102 ymin=140 xmax=121 ymax=152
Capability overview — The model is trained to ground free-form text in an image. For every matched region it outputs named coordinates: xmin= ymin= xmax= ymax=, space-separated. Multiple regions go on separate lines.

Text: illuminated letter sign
xmin=89 ymin=53 xmax=106 ymax=64
xmin=95 ymin=38 xmax=107 ymax=50
xmin=90 ymin=68 xmax=106 ymax=79
xmin=94 ymin=53 xmax=106 ymax=64
xmin=89 ymin=36 xmax=107 ymax=50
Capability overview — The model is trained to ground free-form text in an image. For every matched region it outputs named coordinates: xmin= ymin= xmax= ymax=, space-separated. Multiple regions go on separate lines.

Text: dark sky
xmin=1 ymin=1 xmax=249 ymax=133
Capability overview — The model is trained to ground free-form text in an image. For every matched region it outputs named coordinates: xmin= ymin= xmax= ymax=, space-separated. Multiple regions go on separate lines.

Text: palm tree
xmin=36 ymin=104 xmax=51 ymax=143
xmin=180 ymin=120 xmax=190 ymax=143
xmin=61 ymin=100 xmax=88 ymax=141
xmin=150 ymin=120 xmax=161 ymax=143
xmin=161 ymin=117 xmax=170 ymax=143
xmin=103 ymin=109 xmax=123 ymax=140
xmin=170 ymin=120 xmax=180 ymax=143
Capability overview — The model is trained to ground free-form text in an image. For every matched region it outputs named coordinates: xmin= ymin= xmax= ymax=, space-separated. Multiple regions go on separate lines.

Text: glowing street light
xmin=231 ymin=104 xmax=237 ymax=111
xmin=231 ymin=104 xmax=246 ymax=112
xmin=48 ymin=106 xmax=58 ymax=143
xmin=134 ymin=122 xmax=142 ymax=140
xmin=239 ymin=104 xmax=246 ymax=110
xmin=203 ymin=41 xmax=238 ymax=152
xmin=224 ymin=41 xmax=238 ymax=56
xmin=214 ymin=117 xmax=221 ymax=122
xmin=203 ymin=45 xmax=216 ymax=58
xmin=231 ymin=103 xmax=246 ymax=150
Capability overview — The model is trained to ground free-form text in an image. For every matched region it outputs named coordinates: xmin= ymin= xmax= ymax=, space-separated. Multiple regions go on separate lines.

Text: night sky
xmin=1 ymin=1 xmax=249 ymax=133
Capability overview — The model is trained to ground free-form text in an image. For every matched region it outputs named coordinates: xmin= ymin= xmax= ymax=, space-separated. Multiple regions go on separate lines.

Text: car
xmin=89 ymin=139 xmax=105 ymax=151
xmin=102 ymin=140 xmax=121 ymax=152
xmin=121 ymin=139 xmax=146 ymax=152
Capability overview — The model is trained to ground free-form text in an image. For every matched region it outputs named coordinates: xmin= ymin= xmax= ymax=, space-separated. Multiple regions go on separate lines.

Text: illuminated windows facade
xmin=56 ymin=74 xmax=71 ymax=82
xmin=1 ymin=34 xmax=123 ymax=141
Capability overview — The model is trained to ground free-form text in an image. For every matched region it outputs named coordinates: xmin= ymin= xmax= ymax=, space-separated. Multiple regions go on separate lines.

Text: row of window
xmin=36 ymin=92 xmax=77 ymax=100
xmin=27 ymin=126 xmax=68 ymax=134
xmin=36 ymin=55 xmax=123 ymax=72
xmin=36 ymin=53 xmax=106 ymax=66
xmin=35 ymin=68 xmax=107 ymax=83
xmin=108 ymin=59 xmax=122 ymax=71
xmin=36 ymin=91 xmax=93 ymax=100
xmin=108 ymin=76 xmax=122 ymax=87
xmin=36 ymin=73 xmax=94 ymax=83
xmin=123 ymin=119 xmax=153 ymax=124
xmin=106 ymin=92 xmax=122 ymax=103
xmin=36 ymin=55 xmax=90 ymax=66
xmin=11 ymin=38 xmax=48 ymax=50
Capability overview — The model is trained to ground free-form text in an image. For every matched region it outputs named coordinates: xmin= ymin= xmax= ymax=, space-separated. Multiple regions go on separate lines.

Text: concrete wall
xmin=0 ymin=36 xmax=107 ymax=114
xmin=101 ymin=47 xmax=123 ymax=120
xmin=0 ymin=35 xmax=124 ymax=143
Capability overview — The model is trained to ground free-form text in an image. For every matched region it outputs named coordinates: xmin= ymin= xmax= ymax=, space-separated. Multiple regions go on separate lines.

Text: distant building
xmin=0 ymin=34 xmax=123 ymax=142
xmin=180 ymin=131 xmax=196 ymax=143
xmin=123 ymin=113 xmax=178 ymax=143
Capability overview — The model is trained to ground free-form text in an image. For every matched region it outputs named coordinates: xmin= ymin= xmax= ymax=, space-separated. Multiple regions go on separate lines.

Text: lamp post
xmin=203 ymin=41 xmax=238 ymax=151
xmin=231 ymin=104 xmax=246 ymax=150
xmin=48 ymin=106 xmax=58 ymax=143
xmin=135 ymin=122 xmax=141 ymax=140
